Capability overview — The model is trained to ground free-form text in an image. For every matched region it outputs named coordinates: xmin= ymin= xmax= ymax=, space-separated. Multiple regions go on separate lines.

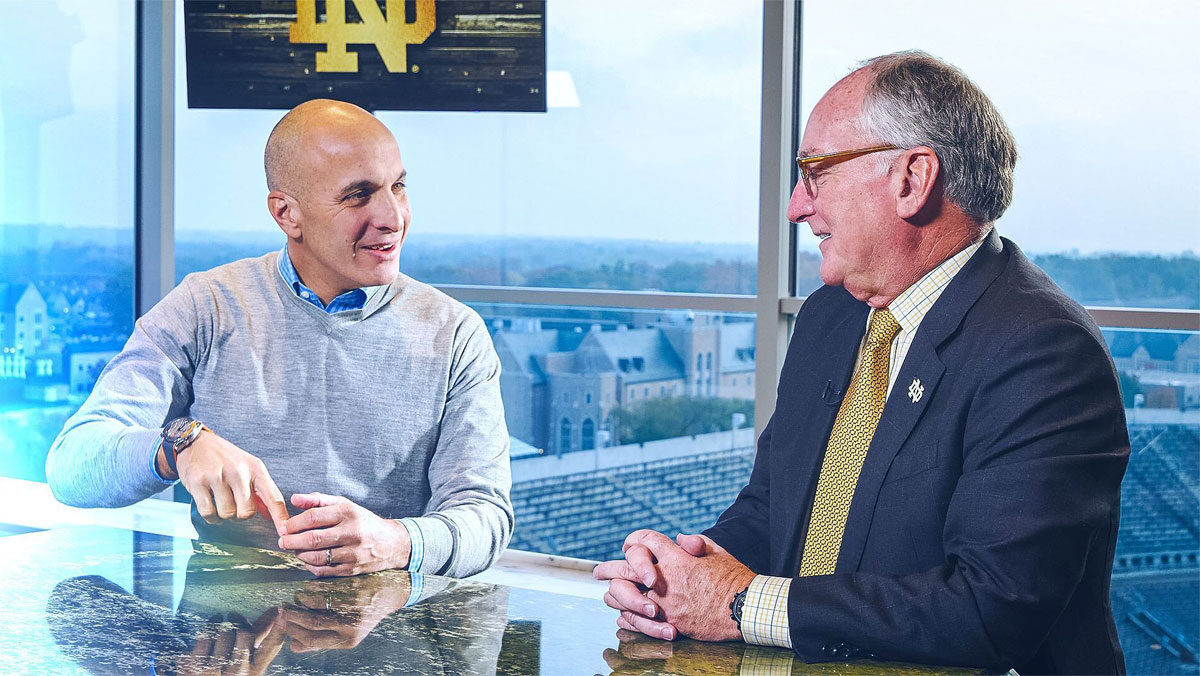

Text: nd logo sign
xmin=290 ymin=0 xmax=435 ymax=73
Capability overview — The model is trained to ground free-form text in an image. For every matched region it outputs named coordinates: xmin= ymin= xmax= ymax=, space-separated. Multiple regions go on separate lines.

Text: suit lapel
xmin=836 ymin=333 xmax=944 ymax=572
xmin=835 ymin=228 xmax=1011 ymax=572
xmin=774 ymin=305 xmax=866 ymax=574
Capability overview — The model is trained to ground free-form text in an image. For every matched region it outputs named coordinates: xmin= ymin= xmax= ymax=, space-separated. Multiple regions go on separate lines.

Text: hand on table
xmin=593 ymin=530 xmax=756 ymax=642
xmin=171 ymin=429 xmax=290 ymax=535
xmin=176 ymin=608 xmax=285 ymax=676
xmin=278 ymin=493 xmax=411 ymax=577
xmin=277 ymin=574 xmax=413 ymax=652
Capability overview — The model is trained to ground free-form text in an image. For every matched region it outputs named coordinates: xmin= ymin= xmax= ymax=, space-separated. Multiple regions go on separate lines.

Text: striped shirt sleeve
xmin=739 ymin=645 xmax=797 ymax=675
xmin=148 ymin=439 xmax=176 ymax=485
xmin=740 ymin=574 xmax=793 ymax=649
xmin=398 ymin=517 xmax=425 ymax=572
xmin=397 ymin=517 xmax=428 ymax=607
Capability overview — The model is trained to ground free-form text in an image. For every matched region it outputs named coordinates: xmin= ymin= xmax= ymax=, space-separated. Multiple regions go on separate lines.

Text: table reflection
xmin=4 ymin=528 xmax=981 ymax=675
xmin=602 ymin=631 xmax=981 ymax=676
xmin=45 ymin=541 xmax=512 ymax=675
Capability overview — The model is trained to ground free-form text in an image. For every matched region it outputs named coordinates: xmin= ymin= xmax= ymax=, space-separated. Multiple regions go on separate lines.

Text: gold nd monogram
xmin=289 ymin=0 xmax=436 ymax=73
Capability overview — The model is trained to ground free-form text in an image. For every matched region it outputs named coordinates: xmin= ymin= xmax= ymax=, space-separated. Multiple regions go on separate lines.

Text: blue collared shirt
xmin=277 ymin=245 xmax=373 ymax=313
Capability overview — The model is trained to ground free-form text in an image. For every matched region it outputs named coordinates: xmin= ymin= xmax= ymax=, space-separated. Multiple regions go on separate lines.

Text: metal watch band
xmin=162 ymin=417 xmax=206 ymax=476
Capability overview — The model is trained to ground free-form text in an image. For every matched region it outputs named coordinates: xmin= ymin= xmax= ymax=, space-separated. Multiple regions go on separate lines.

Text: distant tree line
xmin=407 ymin=250 xmax=1198 ymax=308
xmin=411 ymin=258 xmax=758 ymax=295
xmin=610 ymin=396 xmax=754 ymax=445
xmin=1030 ymin=254 xmax=1199 ymax=309
xmin=6 ymin=235 xmax=1196 ymax=324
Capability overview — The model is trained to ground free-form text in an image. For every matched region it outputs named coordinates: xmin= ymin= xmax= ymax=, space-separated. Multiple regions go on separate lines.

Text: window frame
xmin=139 ymin=0 xmax=1200 ymax=446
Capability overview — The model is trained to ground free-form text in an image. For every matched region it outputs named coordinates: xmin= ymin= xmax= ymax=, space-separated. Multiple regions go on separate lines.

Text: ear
xmin=267 ymin=190 xmax=302 ymax=240
xmin=894 ymin=146 xmax=939 ymax=220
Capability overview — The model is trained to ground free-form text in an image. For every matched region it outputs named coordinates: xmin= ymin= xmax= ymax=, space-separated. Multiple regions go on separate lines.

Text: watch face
xmin=164 ymin=417 xmax=197 ymax=441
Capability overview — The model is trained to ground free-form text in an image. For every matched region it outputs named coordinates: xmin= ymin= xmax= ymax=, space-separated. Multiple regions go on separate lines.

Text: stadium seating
xmin=512 ymin=424 xmax=1199 ymax=566
xmin=510 ymin=447 xmax=754 ymax=561
xmin=1114 ymin=425 xmax=1200 ymax=571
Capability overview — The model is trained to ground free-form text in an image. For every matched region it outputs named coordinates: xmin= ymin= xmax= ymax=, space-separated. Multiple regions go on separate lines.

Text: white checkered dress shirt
xmin=739 ymin=237 xmax=986 ymax=650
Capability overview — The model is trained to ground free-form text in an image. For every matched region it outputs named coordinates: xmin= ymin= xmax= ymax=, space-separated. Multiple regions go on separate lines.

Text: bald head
xmin=801 ymin=67 xmax=874 ymax=155
xmin=264 ymin=99 xmax=395 ymax=195
xmin=263 ymin=98 xmax=410 ymax=305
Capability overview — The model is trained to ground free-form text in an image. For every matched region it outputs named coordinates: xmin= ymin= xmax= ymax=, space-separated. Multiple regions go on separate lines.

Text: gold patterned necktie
xmin=798 ymin=308 xmax=902 ymax=576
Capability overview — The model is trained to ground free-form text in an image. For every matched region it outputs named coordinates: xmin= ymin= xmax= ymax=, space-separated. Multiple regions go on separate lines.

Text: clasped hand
xmin=173 ymin=430 xmax=410 ymax=576
xmin=592 ymin=530 xmax=756 ymax=643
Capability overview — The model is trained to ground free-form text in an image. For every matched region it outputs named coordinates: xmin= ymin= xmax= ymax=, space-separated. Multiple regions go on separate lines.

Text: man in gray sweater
xmin=46 ymin=99 xmax=514 ymax=579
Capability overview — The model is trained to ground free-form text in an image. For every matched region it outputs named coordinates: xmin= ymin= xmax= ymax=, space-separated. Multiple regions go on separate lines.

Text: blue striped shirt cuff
xmin=398 ymin=518 xmax=427 ymax=606
xmin=405 ymin=572 xmax=425 ymax=608
xmin=399 ymin=517 xmax=425 ymax=573
xmin=148 ymin=439 xmax=176 ymax=486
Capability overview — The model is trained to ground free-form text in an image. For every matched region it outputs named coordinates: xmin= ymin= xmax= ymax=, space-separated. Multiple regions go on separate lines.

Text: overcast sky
xmin=2 ymin=0 xmax=1197 ymax=256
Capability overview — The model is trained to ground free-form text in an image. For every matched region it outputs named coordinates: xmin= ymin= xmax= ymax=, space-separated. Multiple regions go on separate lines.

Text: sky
xmin=1 ymin=0 xmax=1197 ymax=256
xmin=799 ymin=0 xmax=1200 ymax=256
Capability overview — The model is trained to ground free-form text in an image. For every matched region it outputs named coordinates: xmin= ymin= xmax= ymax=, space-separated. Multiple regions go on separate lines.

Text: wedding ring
xmin=325 ymin=548 xmax=333 ymax=566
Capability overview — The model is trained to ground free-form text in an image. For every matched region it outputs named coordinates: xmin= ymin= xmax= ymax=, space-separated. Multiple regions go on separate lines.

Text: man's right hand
xmin=162 ymin=429 xmax=290 ymax=535
xmin=593 ymin=531 xmax=714 ymax=641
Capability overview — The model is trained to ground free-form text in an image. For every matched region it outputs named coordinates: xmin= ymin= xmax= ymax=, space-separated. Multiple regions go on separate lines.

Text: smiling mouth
xmin=361 ymin=242 xmax=397 ymax=252
xmin=816 ymin=233 xmax=831 ymax=241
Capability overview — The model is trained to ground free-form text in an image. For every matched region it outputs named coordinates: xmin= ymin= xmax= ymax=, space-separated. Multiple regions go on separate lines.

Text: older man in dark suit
xmin=594 ymin=51 xmax=1129 ymax=674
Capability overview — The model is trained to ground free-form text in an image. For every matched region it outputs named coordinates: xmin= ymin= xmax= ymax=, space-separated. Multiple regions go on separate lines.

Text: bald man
xmin=47 ymin=100 xmax=514 ymax=580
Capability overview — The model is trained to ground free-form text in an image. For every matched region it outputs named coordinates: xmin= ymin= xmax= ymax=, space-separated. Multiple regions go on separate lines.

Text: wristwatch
xmin=161 ymin=416 xmax=207 ymax=476
xmin=729 ymin=586 xmax=750 ymax=633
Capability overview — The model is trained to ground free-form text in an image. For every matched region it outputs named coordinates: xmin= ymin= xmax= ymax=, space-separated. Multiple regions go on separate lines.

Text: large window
xmin=171 ymin=1 xmax=765 ymax=562
xmin=0 ymin=2 xmax=135 ymax=481
xmin=467 ymin=303 xmax=758 ymax=560
xmin=796 ymin=1 xmax=1200 ymax=303
xmin=174 ymin=1 xmax=763 ymax=295
xmin=485 ymin=304 xmax=756 ymax=561
xmin=799 ymin=4 xmax=1199 ymax=673
xmin=10 ymin=2 xmax=1189 ymax=669
xmin=1104 ymin=327 xmax=1199 ymax=675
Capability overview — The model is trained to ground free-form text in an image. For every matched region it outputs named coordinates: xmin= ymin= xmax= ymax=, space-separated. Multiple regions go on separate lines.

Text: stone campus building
xmin=493 ymin=313 xmax=757 ymax=455
xmin=0 ymin=282 xmax=126 ymax=405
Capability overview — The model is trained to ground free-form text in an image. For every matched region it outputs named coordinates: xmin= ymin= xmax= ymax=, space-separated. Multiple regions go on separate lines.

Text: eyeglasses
xmin=795 ymin=144 xmax=899 ymax=198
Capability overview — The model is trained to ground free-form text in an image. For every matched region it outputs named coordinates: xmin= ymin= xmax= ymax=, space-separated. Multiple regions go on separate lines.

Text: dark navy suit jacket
xmin=706 ymin=230 xmax=1130 ymax=674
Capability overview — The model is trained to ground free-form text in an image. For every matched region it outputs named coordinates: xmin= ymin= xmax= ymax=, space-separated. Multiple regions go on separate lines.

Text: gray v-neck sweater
xmin=46 ymin=252 xmax=513 ymax=577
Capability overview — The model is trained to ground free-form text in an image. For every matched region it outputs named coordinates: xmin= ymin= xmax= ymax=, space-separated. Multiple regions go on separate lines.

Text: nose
xmin=372 ymin=189 xmax=408 ymax=232
xmin=786 ymin=180 xmax=814 ymax=223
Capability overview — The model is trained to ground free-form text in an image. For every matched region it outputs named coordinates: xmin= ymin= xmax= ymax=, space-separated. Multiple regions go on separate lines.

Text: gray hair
xmin=857 ymin=51 xmax=1017 ymax=226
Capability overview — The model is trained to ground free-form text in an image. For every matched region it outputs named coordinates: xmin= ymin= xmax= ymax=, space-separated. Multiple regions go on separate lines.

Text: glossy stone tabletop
xmin=0 ymin=527 xmax=978 ymax=675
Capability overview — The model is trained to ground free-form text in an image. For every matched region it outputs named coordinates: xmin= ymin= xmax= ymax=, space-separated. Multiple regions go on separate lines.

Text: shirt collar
xmin=885 ymin=236 xmax=987 ymax=334
xmin=277 ymin=245 xmax=373 ymax=314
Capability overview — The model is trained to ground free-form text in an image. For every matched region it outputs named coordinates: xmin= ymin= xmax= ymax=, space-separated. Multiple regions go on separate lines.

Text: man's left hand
xmin=278 ymin=493 xmax=411 ymax=577
xmin=593 ymin=530 xmax=756 ymax=642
